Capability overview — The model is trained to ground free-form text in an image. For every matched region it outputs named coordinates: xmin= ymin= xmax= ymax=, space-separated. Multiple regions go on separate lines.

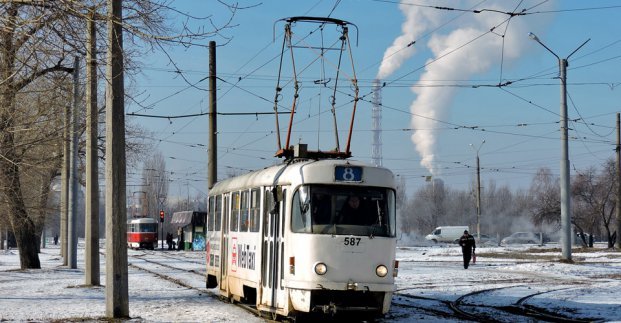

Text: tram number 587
xmin=344 ymin=237 xmax=361 ymax=246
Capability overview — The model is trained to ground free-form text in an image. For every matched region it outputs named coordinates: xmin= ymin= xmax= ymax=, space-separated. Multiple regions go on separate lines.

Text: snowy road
xmin=1 ymin=243 xmax=620 ymax=322
xmin=389 ymin=246 xmax=621 ymax=322
xmin=127 ymin=246 xmax=621 ymax=322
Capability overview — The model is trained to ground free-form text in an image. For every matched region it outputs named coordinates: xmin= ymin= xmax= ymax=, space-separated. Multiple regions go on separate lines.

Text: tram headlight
xmin=314 ymin=262 xmax=327 ymax=275
xmin=376 ymin=265 xmax=388 ymax=277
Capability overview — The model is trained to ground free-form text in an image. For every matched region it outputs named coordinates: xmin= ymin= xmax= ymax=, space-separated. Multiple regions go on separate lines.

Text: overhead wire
xmin=131 ymin=0 xmax=620 ymax=189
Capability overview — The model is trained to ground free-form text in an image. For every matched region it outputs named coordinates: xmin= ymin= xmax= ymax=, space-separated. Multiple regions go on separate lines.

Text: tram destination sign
xmin=334 ymin=166 xmax=362 ymax=182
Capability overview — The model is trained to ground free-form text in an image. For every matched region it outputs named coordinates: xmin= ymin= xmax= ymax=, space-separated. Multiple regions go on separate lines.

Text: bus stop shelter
xmin=171 ymin=211 xmax=206 ymax=251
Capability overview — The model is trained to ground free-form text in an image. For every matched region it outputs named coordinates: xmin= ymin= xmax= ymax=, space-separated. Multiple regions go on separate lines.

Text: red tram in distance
xmin=127 ymin=217 xmax=158 ymax=250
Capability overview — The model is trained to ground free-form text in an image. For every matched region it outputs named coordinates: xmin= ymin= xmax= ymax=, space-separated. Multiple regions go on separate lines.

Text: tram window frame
xmin=231 ymin=191 xmax=240 ymax=232
xmin=208 ymin=197 xmax=215 ymax=232
xmin=142 ymin=223 xmax=156 ymax=232
xmin=215 ymin=195 xmax=222 ymax=232
xmin=386 ymin=189 xmax=397 ymax=237
xmin=291 ymin=187 xmax=311 ymax=232
xmin=240 ymin=190 xmax=249 ymax=232
xmin=249 ymin=188 xmax=260 ymax=232
xmin=264 ymin=188 xmax=273 ymax=238
xmin=290 ymin=185 xmax=397 ymax=237
xmin=279 ymin=189 xmax=286 ymax=290
xmin=281 ymin=190 xmax=286 ymax=237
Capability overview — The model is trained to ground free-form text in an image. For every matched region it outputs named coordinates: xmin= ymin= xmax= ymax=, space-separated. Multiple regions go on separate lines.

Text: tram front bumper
xmin=287 ymin=284 xmax=394 ymax=315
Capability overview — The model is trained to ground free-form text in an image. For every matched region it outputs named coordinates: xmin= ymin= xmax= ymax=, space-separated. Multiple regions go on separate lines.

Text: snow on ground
xmin=393 ymin=243 xmax=621 ymax=321
xmin=1 ymin=241 xmax=620 ymax=322
xmin=0 ymin=243 xmax=261 ymax=322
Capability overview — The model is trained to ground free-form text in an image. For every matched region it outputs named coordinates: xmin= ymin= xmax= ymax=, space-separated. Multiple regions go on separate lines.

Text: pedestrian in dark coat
xmin=166 ymin=233 xmax=173 ymax=250
xmin=458 ymin=230 xmax=476 ymax=269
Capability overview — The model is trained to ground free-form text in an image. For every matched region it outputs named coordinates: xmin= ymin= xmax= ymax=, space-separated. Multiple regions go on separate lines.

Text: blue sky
xmin=126 ymin=0 xmax=621 ymax=201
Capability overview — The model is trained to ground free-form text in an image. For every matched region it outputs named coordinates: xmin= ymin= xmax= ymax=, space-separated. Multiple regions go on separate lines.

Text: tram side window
xmin=231 ymin=192 xmax=240 ymax=232
xmin=281 ymin=190 xmax=286 ymax=237
xmin=291 ymin=190 xmax=311 ymax=233
xmin=208 ymin=197 xmax=215 ymax=232
xmin=240 ymin=190 xmax=249 ymax=232
xmin=249 ymin=188 xmax=260 ymax=232
xmin=386 ymin=190 xmax=397 ymax=236
xmin=215 ymin=195 xmax=222 ymax=231
xmin=264 ymin=188 xmax=274 ymax=237
xmin=142 ymin=223 xmax=156 ymax=232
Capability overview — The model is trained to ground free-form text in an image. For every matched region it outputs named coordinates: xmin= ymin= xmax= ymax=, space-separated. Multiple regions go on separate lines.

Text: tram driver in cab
xmin=338 ymin=195 xmax=374 ymax=225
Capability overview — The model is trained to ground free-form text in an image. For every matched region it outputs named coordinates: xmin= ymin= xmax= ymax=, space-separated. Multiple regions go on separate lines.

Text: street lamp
xmin=529 ymin=32 xmax=590 ymax=261
xmin=469 ymin=140 xmax=485 ymax=240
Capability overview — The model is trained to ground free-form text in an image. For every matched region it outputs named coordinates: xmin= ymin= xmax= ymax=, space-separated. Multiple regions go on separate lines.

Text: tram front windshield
xmin=291 ymin=185 xmax=396 ymax=237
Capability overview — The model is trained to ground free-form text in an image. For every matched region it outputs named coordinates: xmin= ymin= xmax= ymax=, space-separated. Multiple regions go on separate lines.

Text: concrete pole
xmin=67 ymin=56 xmax=79 ymax=269
xmin=476 ymin=154 xmax=481 ymax=239
xmin=61 ymin=103 xmax=70 ymax=262
xmin=529 ymin=33 xmax=589 ymax=260
xmin=615 ymin=113 xmax=621 ymax=249
xmin=85 ymin=11 xmax=100 ymax=286
xmin=208 ymin=41 xmax=217 ymax=190
xmin=470 ymin=140 xmax=484 ymax=238
xmin=559 ymin=58 xmax=572 ymax=261
xmin=105 ymin=0 xmax=129 ymax=317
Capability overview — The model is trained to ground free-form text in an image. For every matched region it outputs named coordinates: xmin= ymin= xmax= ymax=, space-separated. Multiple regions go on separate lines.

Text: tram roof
xmin=127 ymin=217 xmax=158 ymax=224
xmin=208 ymin=159 xmax=395 ymax=196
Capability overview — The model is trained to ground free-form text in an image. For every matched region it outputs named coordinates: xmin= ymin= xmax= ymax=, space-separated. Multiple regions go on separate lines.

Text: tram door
xmin=260 ymin=188 xmax=286 ymax=309
xmin=219 ymin=194 xmax=229 ymax=292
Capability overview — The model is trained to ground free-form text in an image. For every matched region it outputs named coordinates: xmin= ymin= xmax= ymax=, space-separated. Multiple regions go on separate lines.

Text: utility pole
xmin=559 ymin=56 xmax=571 ymax=260
xmin=470 ymin=140 xmax=485 ymax=239
xmin=67 ymin=56 xmax=79 ymax=269
xmin=61 ymin=101 xmax=70 ymax=263
xmin=529 ymin=32 xmax=590 ymax=261
xmin=616 ymin=113 xmax=621 ymax=249
xmin=208 ymin=41 xmax=217 ymax=190
xmin=85 ymin=11 xmax=100 ymax=286
xmin=475 ymin=154 xmax=481 ymax=239
xmin=105 ymin=0 xmax=129 ymax=317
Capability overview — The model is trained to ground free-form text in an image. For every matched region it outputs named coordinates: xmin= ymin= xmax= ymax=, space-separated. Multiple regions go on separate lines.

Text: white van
xmin=425 ymin=226 xmax=469 ymax=243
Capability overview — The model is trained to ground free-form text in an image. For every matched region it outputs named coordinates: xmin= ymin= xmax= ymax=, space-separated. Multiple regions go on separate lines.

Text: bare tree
xmin=0 ymin=1 xmax=245 ymax=269
xmin=572 ymin=160 xmax=617 ymax=247
xmin=405 ymin=179 xmax=449 ymax=235
xmin=141 ymin=151 xmax=169 ymax=220
xmin=395 ymin=175 xmax=407 ymax=211
xmin=529 ymin=167 xmax=561 ymax=227
xmin=446 ymin=189 xmax=474 ymax=229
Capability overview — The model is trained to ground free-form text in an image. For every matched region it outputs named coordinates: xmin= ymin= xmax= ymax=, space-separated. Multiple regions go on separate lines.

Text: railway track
xmin=122 ymin=250 xmax=613 ymax=322
xmin=127 ymin=250 xmax=280 ymax=322
xmin=392 ymin=284 xmax=603 ymax=322
xmin=138 ymin=249 xmax=207 ymax=266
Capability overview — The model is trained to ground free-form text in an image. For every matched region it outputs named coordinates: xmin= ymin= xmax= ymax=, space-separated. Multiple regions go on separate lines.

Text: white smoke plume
xmin=376 ymin=3 xmax=444 ymax=80
xmin=377 ymin=1 xmax=552 ymax=175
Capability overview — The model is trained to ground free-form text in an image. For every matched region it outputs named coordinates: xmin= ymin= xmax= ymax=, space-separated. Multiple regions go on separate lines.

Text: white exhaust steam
xmin=377 ymin=1 xmax=552 ymax=175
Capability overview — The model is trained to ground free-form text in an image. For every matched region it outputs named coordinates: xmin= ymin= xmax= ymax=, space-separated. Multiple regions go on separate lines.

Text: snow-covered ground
xmin=1 ymin=241 xmax=620 ymax=322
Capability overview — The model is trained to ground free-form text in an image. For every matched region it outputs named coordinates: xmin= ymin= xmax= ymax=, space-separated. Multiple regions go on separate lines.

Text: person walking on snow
xmin=459 ymin=230 xmax=476 ymax=269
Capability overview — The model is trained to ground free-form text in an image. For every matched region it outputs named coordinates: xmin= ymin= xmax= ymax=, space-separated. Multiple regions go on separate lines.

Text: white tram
xmin=205 ymin=158 xmax=398 ymax=318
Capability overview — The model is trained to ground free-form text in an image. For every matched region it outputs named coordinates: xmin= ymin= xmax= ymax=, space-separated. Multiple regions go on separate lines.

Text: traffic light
xmin=159 ymin=210 xmax=165 ymax=222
